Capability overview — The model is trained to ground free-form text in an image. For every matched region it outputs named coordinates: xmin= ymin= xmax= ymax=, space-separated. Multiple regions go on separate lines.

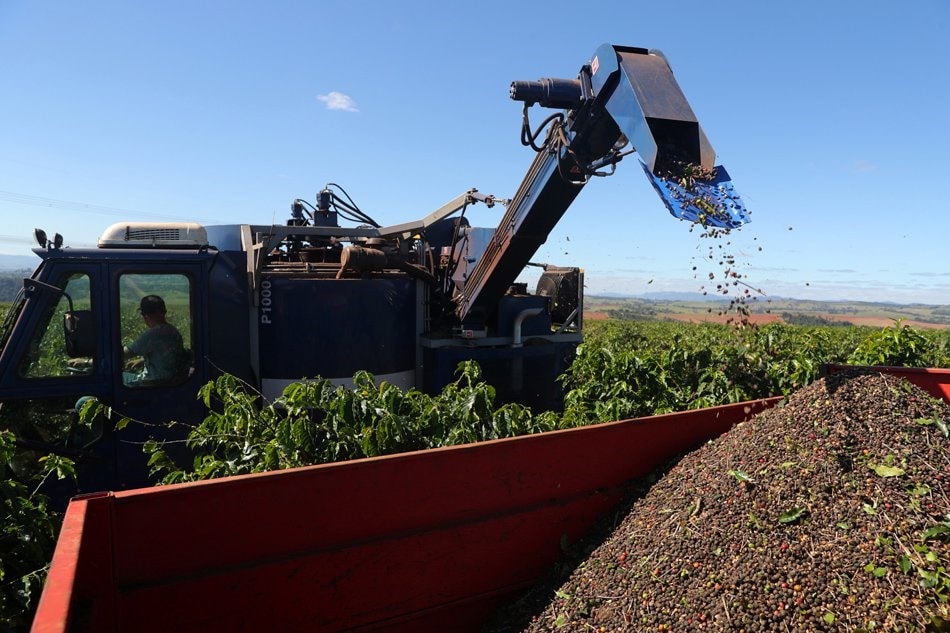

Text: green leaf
xmin=778 ymin=507 xmax=807 ymax=524
xmin=727 ymin=469 xmax=754 ymax=484
xmin=870 ymin=464 xmax=905 ymax=478
xmin=921 ymin=523 xmax=950 ymax=541
xmin=38 ymin=455 xmax=77 ymax=481
xmin=916 ymin=415 xmax=948 ymax=438
xmin=823 ymin=612 xmax=836 ymax=625
xmin=898 ymin=555 xmax=912 ymax=574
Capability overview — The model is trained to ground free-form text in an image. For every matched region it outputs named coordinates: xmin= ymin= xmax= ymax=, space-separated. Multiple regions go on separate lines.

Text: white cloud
xmin=847 ymin=159 xmax=876 ymax=173
xmin=317 ymin=91 xmax=359 ymax=112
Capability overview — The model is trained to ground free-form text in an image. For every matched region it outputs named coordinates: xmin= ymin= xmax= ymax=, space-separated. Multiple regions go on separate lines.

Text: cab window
xmin=119 ymin=274 xmax=193 ymax=388
xmin=19 ymin=273 xmax=94 ymax=379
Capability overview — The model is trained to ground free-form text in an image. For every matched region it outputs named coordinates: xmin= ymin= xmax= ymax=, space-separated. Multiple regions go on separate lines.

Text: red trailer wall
xmin=823 ymin=364 xmax=950 ymax=401
xmin=31 ymin=397 xmax=777 ymax=632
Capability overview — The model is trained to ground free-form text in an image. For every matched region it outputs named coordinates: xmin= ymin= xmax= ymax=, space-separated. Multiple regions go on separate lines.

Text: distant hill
xmin=637 ymin=291 xmax=720 ymax=302
xmin=585 ymin=294 xmax=950 ymax=328
xmin=0 ymin=254 xmax=38 ymax=271
xmin=0 ymin=257 xmax=35 ymax=302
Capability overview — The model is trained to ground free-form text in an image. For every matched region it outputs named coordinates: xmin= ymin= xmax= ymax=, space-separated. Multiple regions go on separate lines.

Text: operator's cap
xmin=139 ymin=295 xmax=166 ymax=315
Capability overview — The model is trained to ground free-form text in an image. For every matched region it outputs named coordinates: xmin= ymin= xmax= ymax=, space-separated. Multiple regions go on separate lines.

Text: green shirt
xmin=127 ymin=323 xmax=184 ymax=382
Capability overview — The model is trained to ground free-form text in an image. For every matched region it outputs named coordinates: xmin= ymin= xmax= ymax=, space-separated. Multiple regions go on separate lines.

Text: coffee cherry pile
xmin=489 ymin=370 xmax=950 ymax=632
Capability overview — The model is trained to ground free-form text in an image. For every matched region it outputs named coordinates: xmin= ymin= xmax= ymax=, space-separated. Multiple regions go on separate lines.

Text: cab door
xmin=0 ymin=261 xmax=115 ymax=499
xmin=107 ymin=265 xmax=208 ymax=489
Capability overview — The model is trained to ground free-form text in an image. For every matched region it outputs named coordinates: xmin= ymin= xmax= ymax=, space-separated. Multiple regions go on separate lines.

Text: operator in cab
xmin=123 ymin=295 xmax=185 ymax=386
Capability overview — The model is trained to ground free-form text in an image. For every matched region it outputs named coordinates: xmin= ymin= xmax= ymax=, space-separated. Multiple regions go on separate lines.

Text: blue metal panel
xmin=642 ymin=161 xmax=751 ymax=229
xmin=259 ymin=277 xmax=416 ymax=382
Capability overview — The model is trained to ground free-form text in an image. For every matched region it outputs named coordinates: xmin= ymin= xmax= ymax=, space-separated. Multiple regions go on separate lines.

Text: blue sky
xmin=1 ymin=1 xmax=948 ymax=304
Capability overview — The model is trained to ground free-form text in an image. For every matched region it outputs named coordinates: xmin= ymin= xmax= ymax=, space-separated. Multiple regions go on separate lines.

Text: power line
xmin=0 ymin=190 xmax=212 ymax=223
xmin=0 ymin=234 xmax=96 ymax=249
xmin=0 ymin=234 xmax=36 ymax=245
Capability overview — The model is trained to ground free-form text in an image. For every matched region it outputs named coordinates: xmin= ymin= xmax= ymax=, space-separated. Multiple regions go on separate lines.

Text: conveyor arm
xmin=454 ymin=44 xmax=749 ymax=323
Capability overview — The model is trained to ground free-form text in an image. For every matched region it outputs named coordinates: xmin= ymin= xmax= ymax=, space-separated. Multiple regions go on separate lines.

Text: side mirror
xmin=64 ymin=310 xmax=97 ymax=358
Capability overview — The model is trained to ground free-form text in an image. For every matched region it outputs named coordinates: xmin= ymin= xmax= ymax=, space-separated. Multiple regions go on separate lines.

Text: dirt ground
xmin=666 ymin=313 xmax=948 ymax=329
xmin=821 ymin=315 xmax=950 ymax=329
xmin=585 ymin=311 xmax=948 ymax=330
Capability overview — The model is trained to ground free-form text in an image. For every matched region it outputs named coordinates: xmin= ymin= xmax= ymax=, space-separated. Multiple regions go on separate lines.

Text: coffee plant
xmin=559 ymin=321 xmax=868 ymax=424
xmin=0 ymin=431 xmax=70 ymax=631
xmin=144 ymin=361 xmax=566 ymax=484
xmin=848 ymin=318 xmax=948 ymax=367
